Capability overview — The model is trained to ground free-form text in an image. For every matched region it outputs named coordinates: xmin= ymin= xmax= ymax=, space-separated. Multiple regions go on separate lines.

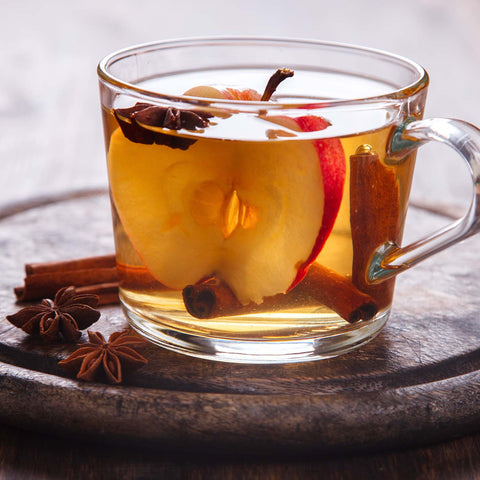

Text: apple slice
xmin=109 ymin=131 xmax=337 ymax=304
xmin=109 ymin=70 xmax=346 ymax=305
xmin=184 ymin=85 xmax=261 ymax=101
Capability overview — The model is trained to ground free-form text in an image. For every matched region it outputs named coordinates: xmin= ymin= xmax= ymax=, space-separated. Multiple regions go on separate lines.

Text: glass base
xmin=124 ymin=302 xmax=390 ymax=364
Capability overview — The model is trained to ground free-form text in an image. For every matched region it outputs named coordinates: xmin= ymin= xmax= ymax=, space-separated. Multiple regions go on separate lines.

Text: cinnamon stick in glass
xmin=350 ymin=146 xmax=401 ymax=308
xmin=183 ymin=263 xmax=378 ymax=323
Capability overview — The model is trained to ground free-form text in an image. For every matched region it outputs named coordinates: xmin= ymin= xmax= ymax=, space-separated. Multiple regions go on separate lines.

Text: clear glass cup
xmin=98 ymin=37 xmax=480 ymax=363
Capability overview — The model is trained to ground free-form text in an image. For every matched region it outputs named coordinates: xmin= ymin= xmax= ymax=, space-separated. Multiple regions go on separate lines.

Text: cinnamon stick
xmin=297 ymin=264 xmax=378 ymax=322
xmin=350 ymin=147 xmax=401 ymax=308
xmin=183 ymin=263 xmax=378 ymax=323
xmin=14 ymin=255 xmax=119 ymax=304
xmin=24 ymin=254 xmax=116 ymax=275
xmin=76 ymin=282 xmax=119 ymax=306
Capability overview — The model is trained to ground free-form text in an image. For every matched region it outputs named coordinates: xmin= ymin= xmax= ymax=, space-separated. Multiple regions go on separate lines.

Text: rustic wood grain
xmin=1 ymin=418 xmax=480 ymax=479
xmin=0 ymin=192 xmax=479 ymax=456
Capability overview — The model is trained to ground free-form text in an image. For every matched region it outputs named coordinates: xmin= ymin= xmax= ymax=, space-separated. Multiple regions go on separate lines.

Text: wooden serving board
xmin=0 ymin=191 xmax=479 ymax=454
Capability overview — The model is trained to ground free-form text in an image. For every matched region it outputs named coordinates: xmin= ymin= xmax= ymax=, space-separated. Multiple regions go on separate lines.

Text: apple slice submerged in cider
xmin=109 ymin=71 xmax=346 ymax=305
xmin=110 ymin=131 xmax=344 ymax=304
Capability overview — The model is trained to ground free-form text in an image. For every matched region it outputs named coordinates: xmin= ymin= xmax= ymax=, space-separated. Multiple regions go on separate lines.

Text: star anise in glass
xmin=114 ymin=102 xmax=211 ymax=150
xmin=59 ymin=330 xmax=148 ymax=384
xmin=6 ymin=286 xmax=100 ymax=343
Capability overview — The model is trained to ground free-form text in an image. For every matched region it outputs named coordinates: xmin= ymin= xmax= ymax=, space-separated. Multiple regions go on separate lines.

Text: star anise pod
xmin=114 ymin=102 xmax=211 ymax=150
xmin=59 ymin=330 xmax=148 ymax=384
xmin=6 ymin=286 xmax=100 ymax=343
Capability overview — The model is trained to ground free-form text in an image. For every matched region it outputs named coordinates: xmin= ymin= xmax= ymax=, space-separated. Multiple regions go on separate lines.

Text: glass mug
xmin=97 ymin=37 xmax=480 ymax=363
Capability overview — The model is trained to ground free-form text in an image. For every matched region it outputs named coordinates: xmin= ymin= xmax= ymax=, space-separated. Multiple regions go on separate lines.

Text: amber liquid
xmin=103 ymin=103 xmax=416 ymax=342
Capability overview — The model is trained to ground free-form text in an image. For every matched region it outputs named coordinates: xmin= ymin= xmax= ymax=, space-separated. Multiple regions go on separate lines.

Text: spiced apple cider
xmin=101 ymin=63 xmax=418 ymax=362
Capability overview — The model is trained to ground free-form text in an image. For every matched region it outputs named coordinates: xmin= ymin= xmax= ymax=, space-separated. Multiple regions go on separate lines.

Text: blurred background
xmin=1 ymin=0 xmax=479 ymax=210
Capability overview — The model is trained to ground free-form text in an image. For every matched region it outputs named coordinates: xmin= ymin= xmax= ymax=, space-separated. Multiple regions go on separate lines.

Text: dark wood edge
xmin=0 ymin=359 xmax=478 ymax=454
xmin=0 ymin=188 xmax=108 ymax=221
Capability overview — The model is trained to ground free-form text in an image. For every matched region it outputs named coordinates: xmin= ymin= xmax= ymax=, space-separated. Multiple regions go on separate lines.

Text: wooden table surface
xmin=1 ymin=0 xmax=480 ymax=478
xmin=1 ymin=422 xmax=480 ymax=480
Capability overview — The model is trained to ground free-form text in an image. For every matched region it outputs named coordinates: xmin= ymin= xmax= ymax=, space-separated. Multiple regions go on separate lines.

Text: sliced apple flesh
xmin=108 ymin=127 xmax=335 ymax=304
xmin=110 ymin=74 xmax=345 ymax=306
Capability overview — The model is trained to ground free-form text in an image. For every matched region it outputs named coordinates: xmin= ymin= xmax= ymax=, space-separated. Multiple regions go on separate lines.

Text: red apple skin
xmin=288 ymin=115 xmax=346 ymax=289
xmin=222 ymin=88 xmax=261 ymax=101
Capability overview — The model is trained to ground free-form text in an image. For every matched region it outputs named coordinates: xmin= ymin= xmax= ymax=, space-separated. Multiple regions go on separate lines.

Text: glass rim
xmin=97 ymin=36 xmax=429 ymax=110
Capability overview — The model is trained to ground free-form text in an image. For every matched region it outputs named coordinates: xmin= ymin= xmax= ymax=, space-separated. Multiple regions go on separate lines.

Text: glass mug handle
xmin=368 ymin=117 xmax=480 ymax=283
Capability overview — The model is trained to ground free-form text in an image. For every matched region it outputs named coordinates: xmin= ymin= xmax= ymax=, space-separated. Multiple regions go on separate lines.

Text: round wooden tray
xmin=0 ymin=191 xmax=479 ymax=454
